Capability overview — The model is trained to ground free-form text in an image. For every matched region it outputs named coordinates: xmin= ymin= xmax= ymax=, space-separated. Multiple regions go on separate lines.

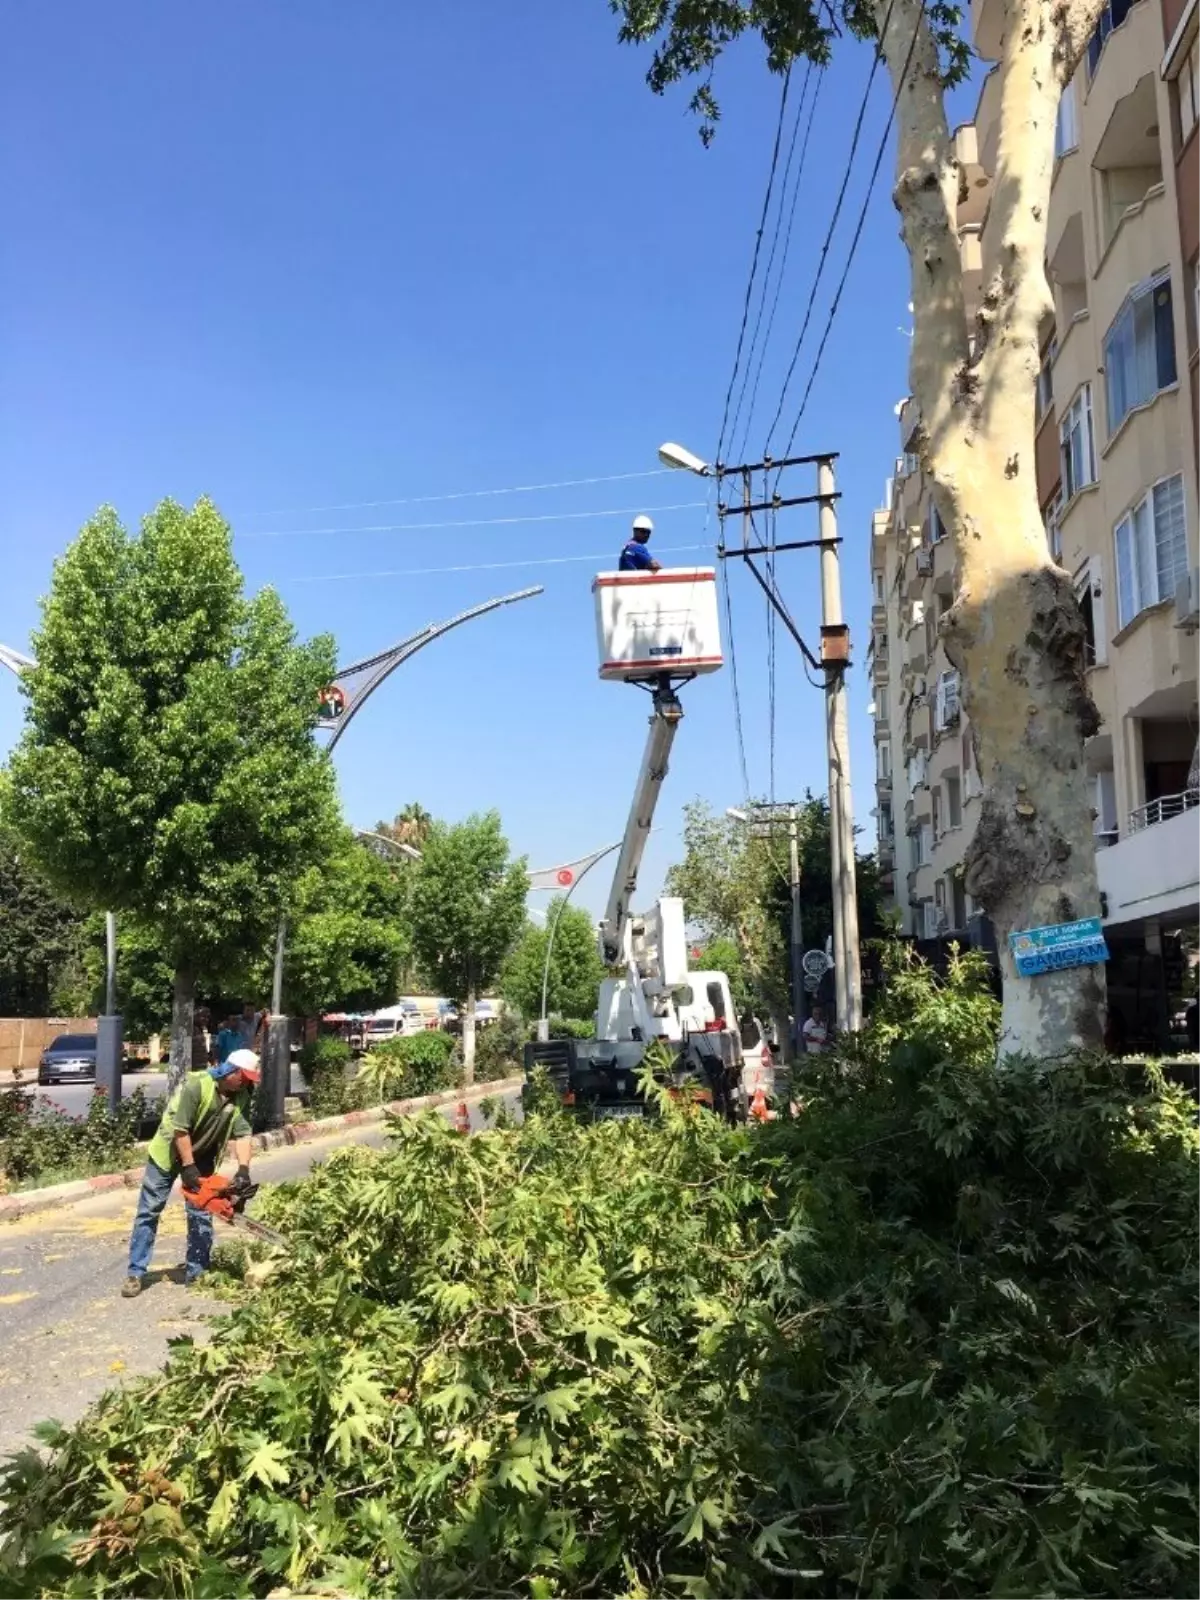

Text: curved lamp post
xmin=537 ymin=841 xmax=623 ymax=1042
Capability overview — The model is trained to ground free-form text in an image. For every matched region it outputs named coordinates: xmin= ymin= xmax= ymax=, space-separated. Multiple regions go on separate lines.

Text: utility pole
xmin=788 ymin=804 xmax=806 ymax=1053
xmin=676 ymin=450 xmax=863 ymax=1033
xmin=817 ymin=456 xmax=862 ymax=1030
xmin=736 ymin=801 xmax=807 ymax=1057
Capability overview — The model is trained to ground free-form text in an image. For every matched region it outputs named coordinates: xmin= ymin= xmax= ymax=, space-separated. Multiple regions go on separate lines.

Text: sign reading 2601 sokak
xmin=1008 ymin=916 xmax=1109 ymax=978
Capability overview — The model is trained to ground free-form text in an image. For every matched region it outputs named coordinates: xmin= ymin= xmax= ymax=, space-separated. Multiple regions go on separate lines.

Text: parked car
xmin=38 ymin=1032 xmax=98 ymax=1086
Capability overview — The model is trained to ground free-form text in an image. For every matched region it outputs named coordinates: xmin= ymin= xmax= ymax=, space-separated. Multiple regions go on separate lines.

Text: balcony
xmin=1128 ymin=787 xmax=1199 ymax=832
xmin=1096 ymin=790 xmax=1200 ymax=926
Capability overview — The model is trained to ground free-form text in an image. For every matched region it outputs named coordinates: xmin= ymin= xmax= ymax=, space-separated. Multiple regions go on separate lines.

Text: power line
xmin=714 ymin=66 xmax=794 ymax=471
xmin=780 ymin=0 xmax=928 ymax=457
xmin=236 ymin=467 xmax=673 ymax=519
xmin=760 ymin=0 xmax=899 ymax=457
xmin=281 ymin=541 xmax=712 ymax=585
xmin=239 ymin=501 xmax=707 ymax=539
xmin=726 ymin=63 xmax=814 ymax=466
xmin=719 ymin=555 xmax=751 ymax=798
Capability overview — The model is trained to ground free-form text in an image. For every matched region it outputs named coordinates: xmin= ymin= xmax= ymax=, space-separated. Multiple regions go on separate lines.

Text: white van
xmin=363 ymin=1003 xmax=425 ymax=1046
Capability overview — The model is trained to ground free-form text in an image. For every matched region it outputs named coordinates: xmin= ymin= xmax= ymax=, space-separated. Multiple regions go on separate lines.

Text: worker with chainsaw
xmin=122 ymin=1048 xmax=260 ymax=1298
xmin=619 ymin=513 xmax=662 ymax=573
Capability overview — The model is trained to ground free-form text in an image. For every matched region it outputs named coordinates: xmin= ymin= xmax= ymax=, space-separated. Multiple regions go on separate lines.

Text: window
xmin=935 ymin=669 xmax=961 ymax=730
xmin=1073 ymin=557 xmax=1106 ymax=666
xmin=907 ymin=750 xmax=928 ymax=791
xmin=872 ymin=569 xmax=885 ymax=601
xmin=1104 ymin=274 xmax=1178 ymax=433
xmin=877 ymin=740 xmax=892 ymax=780
xmin=879 ymin=802 xmax=894 ymax=842
xmin=875 ymin=687 xmax=889 ymax=723
xmin=920 ymin=823 xmax=933 ymax=865
xmin=1044 ymin=489 xmax=1063 ymax=561
xmin=926 ymin=501 xmax=946 ymax=544
xmin=1114 ymin=475 xmax=1189 ymax=628
xmin=1087 ymin=0 xmax=1133 ymax=77
xmin=1060 ymin=384 xmax=1096 ymax=500
xmin=946 ymin=773 xmax=963 ymax=828
xmin=1035 ymin=337 xmax=1058 ymax=421
xmin=1054 ymin=85 xmax=1078 ymax=158
xmin=1178 ymin=33 xmax=1198 ymax=146
xmin=901 ymin=450 xmax=919 ymax=476
xmin=932 ymin=787 xmax=943 ymax=840
xmin=921 ymin=900 xmax=941 ymax=939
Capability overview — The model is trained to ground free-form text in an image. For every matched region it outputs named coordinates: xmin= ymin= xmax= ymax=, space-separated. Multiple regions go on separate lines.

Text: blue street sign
xmin=1008 ymin=916 xmax=1110 ymax=978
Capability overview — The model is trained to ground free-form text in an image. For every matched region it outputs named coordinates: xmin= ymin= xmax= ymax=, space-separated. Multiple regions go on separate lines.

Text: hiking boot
xmin=121 ymin=1274 xmax=143 ymax=1298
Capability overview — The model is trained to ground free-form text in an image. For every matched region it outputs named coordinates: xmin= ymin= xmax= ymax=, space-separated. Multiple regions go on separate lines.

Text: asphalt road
xmin=0 ymin=1089 xmax=520 ymax=1462
xmin=14 ymin=1064 xmax=308 ymax=1121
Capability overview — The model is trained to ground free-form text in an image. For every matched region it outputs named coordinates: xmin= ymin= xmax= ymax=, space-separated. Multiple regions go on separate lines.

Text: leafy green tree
xmin=6 ymin=499 xmax=340 ymax=1084
xmin=499 ymin=897 xmax=604 ymax=1025
xmin=667 ymin=797 xmax=885 ymax=1053
xmin=261 ymin=830 xmax=410 ymax=1017
xmin=666 ymin=800 xmax=791 ymax=1049
xmin=406 ymin=812 xmax=528 ymax=1082
xmin=0 ymin=809 xmax=86 ymax=1017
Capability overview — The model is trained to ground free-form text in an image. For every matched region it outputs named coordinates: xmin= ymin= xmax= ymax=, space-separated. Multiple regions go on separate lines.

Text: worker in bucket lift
xmin=619 ymin=513 xmax=661 ymax=573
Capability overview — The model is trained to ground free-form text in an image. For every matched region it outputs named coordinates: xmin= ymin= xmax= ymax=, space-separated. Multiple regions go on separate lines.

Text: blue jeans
xmin=127 ymin=1160 xmax=213 ymax=1283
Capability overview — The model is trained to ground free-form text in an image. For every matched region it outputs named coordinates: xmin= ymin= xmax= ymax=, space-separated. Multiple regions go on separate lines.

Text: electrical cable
xmin=726 ymin=63 xmax=814 ymax=466
xmin=780 ymin=0 xmax=928 ymax=459
xmin=719 ymin=555 xmax=751 ymax=799
xmin=239 ymin=501 xmax=706 ymax=539
xmin=235 ymin=467 xmax=674 ymax=520
xmin=280 ymin=541 xmax=712 ymax=584
xmin=713 ymin=66 xmax=794 ymax=472
xmin=760 ymin=0 xmax=899 ymax=457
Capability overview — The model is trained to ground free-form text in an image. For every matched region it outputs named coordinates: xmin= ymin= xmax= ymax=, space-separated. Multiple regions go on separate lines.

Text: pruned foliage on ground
xmin=1 ymin=965 xmax=1196 ymax=1598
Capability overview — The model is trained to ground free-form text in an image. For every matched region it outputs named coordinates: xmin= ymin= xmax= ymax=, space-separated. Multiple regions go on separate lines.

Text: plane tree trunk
xmin=878 ymin=0 xmax=1107 ymax=1058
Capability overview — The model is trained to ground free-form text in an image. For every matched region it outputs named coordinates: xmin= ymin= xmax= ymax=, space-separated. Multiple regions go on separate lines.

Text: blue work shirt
xmin=619 ymin=539 xmax=655 ymax=571
xmin=213 ymin=1027 xmax=241 ymax=1065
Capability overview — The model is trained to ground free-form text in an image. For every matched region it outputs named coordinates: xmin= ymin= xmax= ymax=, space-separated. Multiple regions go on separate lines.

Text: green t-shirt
xmin=147 ymin=1072 xmax=253 ymax=1174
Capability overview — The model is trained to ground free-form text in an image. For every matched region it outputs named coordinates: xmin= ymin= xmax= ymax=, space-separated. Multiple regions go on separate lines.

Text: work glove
xmin=180 ymin=1163 xmax=202 ymax=1193
xmin=232 ymin=1164 xmax=253 ymax=1194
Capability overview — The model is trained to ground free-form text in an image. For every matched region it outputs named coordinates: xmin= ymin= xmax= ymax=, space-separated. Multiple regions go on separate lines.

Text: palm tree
xmin=377 ymin=802 xmax=434 ymax=849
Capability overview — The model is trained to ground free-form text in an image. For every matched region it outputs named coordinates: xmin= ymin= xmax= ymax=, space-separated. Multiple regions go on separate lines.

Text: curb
xmin=0 ymin=1075 xmax=525 ymax=1224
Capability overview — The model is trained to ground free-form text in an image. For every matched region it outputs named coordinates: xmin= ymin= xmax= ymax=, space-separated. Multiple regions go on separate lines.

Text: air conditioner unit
xmin=1175 ymin=568 xmax=1199 ymax=632
xmin=915 ymin=550 xmax=933 ymax=574
xmin=911 ymin=676 xmax=928 ymax=699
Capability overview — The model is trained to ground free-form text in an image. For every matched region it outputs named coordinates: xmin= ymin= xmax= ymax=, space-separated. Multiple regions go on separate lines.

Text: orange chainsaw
xmin=182 ymin=1173 xmax=287 ymax=1247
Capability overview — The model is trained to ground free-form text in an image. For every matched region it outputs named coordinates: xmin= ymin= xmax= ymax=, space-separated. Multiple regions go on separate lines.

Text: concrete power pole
xmin=817 ymin=457 xmax=862 ymax=1031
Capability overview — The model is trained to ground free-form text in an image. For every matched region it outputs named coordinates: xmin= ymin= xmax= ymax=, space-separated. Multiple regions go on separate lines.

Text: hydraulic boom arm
xmin=597 ymin=678 xmax=683 ymax=967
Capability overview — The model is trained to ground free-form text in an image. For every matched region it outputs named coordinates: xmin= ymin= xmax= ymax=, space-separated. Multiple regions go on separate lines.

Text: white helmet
xmin=632 ymin=514 xmax=654 ymax=536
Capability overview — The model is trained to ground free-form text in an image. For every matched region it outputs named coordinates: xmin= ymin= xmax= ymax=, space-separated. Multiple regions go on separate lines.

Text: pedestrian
xmin=618 ymin=514 xmax=662 ymax=573
xmin=122 ymin=1048 xmax=260 ymax=1297
xmin=236 ymin=1000 xmax=268 ymax=1053
xmin=212 ymin=1012 xmax=243 ymax=1065
xmin=802 ymin=1003 xmax=829 ymax=1055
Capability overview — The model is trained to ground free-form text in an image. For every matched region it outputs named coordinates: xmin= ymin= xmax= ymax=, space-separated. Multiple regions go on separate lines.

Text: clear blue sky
xmin=0 ymin=1 xmax=939 ymax=920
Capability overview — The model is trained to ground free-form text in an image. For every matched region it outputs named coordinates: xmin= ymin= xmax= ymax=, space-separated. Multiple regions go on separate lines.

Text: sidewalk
xmin=0 ymin=1085 xmax=521 ymax=1461
xmin=0 ymin=1076 xmax=523 ymax=1222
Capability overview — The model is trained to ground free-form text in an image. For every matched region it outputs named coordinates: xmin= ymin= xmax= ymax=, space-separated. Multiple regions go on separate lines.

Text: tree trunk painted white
xmin=462 ymin=981 xmax=477 ymax=1085
xmin=168 ymin=966 xmax=196 ymax=1091
xmin=878 ymin=0 xmax=1108 ymax=1058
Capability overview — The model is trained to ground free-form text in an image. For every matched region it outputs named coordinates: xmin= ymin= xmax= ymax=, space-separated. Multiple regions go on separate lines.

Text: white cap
xmin=632 ymin=514 xmax=654 ymax=536
xmin=226 ymin=1048 xmax=261 ymax=1081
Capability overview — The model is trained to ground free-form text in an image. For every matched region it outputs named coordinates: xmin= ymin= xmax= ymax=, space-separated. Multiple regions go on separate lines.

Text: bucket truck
xmin=523 ymin=565 xmax=767 ymax=1121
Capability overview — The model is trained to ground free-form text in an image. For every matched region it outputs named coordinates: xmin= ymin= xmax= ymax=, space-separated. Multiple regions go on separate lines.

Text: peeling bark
xmin=877 ymin=0 xmax=1108 ymax=1058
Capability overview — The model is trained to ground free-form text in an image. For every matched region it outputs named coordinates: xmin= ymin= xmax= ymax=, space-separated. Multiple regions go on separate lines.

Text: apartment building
xmin=870 ymin=0 xmax=1199 ymax=1046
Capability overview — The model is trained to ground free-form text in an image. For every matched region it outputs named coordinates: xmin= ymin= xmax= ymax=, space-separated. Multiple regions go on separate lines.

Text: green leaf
xmin=242 ymin=1437 xmax=292 ymax=1489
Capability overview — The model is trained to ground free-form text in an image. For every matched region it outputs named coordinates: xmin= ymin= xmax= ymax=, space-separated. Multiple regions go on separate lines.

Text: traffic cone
xmin=454 ymin=1099 xmax=471 ymax=1134
xmin=749 ymin=1083 xmax=769 ymax=1123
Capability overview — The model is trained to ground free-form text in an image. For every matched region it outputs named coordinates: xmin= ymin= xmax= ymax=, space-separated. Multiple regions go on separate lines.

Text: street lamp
xmin=658 ymin=442 xmax=713 ymax=477
xmin=726 ymin=807 xmax=748 ymax=823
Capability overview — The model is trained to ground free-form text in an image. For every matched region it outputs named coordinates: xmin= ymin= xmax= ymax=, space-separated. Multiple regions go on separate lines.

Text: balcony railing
xmin=1127 ymin=788 xmax=1198 ymax=833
